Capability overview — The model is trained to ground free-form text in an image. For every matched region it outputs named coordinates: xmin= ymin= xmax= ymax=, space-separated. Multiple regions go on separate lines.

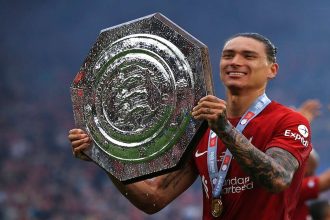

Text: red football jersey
xmin=193 ymin=101 xmax=312 ymax=220
xmin=292 ymin=176 xmax=320 ymax=220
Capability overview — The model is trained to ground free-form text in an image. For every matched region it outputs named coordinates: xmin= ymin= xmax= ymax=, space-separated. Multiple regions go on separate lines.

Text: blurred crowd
xmin=0 ymin=71 xmax=203 ymax=220
xmin=0 ymin=70 xmax=330 ymax=220
xmin=2 ymin=1 xmax=330 ymax=219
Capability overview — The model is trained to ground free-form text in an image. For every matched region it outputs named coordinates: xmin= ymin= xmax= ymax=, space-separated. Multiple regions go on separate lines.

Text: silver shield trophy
xmin=70 ymin=13 xmax=214 ymax=182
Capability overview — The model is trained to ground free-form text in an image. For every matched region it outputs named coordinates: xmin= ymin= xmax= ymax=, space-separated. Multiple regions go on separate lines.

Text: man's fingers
xmin=192 ymin=101 xmax=226 ymax=117
xmin=73 ymin=143 xmax=93 ymax=162
xmin=68 ymin=133 xmax=88 ymax=141
xmin=199 ymin=95 xmax=226 ymax=103
xmin=73 ymin=143 xmax=90 ymax=154
xmin=192 ymin=106 xmax=211 ymax=118
xmin=69 ymin=128 xmax=86 ymax=135
xmin=71 ymin=137 xmax=91 ymax=148
xmin=192 ymin=108 xmax=223 ymax=120
xmin=68 ymin=128 xmax=93 ymax=161
xmin=196 ymin=96 xmax=226 ymax=110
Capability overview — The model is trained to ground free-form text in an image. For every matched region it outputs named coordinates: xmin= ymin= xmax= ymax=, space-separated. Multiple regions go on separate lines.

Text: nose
xmin=230 ymin=54 xmax=244 ymax=66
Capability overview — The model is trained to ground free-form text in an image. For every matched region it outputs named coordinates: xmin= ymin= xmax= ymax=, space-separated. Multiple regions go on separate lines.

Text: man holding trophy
xmin=68 ymin=14 xmax=311 ymax=219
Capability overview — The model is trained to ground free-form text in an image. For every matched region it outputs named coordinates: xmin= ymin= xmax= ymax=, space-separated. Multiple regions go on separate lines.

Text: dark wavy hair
xmin=225 ymin=33 xmax=277 ymax=63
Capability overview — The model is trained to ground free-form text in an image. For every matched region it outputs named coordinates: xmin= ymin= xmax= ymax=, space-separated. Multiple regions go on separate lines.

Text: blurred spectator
xmin=309 ymin=200 xmax=330 ymax=220
xmin=293 ymin=99 xmax=330 ymax=220
xmin=297 ymin=99 xmax=321 ymax=122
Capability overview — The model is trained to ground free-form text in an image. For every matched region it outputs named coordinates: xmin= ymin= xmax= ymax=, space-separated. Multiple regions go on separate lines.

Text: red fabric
xmin=292 ymin=176 xmax=320 ymax=220
xmin=193 ymin=101 xmax=312 ymax=220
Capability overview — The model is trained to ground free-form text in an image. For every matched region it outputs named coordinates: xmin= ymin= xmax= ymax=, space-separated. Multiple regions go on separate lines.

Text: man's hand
xmin=319 ymin=168 xmax=330 ymax=192
xmin=68 ymin=128 xmax=92 ymax=161
xmin=191 ymin=95 xmax=231 ymax=134
xmin=297 ymin=99 xmax=321 ymax=123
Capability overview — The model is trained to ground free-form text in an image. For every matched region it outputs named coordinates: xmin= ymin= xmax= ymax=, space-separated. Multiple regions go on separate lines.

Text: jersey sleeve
xmin=299 ymin=176 xmax=320 ymax=201
xmin=265 ymin=111 xmax=312 ymax=166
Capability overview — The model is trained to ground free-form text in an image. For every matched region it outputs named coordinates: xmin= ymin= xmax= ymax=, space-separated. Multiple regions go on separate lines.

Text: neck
xmin=226 ymin=89 xmax=266 ymax=118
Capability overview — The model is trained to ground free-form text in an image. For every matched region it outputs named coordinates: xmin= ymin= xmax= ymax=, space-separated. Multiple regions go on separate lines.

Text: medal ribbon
xmin=207 ymin=93 xmax=271 ymax=198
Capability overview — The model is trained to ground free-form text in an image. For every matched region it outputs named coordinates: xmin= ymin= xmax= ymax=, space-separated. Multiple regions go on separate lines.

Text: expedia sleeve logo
xmin=284 ymin=124 xmax=309 ymax=147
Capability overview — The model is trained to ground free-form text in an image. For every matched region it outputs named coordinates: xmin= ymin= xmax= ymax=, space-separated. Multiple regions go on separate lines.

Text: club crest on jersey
xmin=284 ymin=124 xmax=309 ymax=147
xmin=298 ymin=125 xmax=309 ymax=138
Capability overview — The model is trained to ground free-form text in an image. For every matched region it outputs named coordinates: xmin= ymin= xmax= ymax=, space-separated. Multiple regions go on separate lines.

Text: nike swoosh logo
xmin=194 ymin=138 xmax=252 ymax=159
xmin=195 ymin=150 xmax=207 ymax=158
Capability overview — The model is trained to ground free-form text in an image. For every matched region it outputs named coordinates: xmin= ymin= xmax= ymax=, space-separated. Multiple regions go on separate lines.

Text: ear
xmin=267 ymin=63 xmax=279 ymax=80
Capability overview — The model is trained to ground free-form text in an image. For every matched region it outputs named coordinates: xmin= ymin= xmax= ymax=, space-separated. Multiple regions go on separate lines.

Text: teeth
xmin=228 ymin=72 xmax=245 ymax=76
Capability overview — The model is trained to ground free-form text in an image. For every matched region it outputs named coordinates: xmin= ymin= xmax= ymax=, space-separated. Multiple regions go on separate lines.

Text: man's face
xmin=220 ymin=36 xmax=278 ymax=93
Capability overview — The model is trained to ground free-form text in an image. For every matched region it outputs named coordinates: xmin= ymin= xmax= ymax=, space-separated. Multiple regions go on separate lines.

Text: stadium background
xmin=1 ymin=1 xmax=330 ymax=219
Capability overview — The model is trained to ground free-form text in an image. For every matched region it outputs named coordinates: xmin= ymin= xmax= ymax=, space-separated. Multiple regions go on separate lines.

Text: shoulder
xmin=266 ymin=101 xmax=309 ymax=124
xmin=265 ymin=101 xmax=311 ymax=140
xmin=265 ymin=101 xmax=312 ymax=162
xmin=267 ymin=101 xmax=300 ymax=115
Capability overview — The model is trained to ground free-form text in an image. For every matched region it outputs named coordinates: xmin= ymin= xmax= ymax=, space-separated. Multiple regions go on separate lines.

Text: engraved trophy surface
xmin=70 ymin=13 xmax=213 ymax=182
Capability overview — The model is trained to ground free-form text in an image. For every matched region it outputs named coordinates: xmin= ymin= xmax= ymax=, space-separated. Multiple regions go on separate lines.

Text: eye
xmin=222 ymin=52 xmax=234 ymax=59
xmin=245 ymin=55 xmax=254 ymax=59
xmin=243 ymin=52 xmax=257 ymax=59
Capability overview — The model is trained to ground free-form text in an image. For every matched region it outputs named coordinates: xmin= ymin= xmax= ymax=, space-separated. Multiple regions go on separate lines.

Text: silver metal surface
xmin=71 ymin=13 xmax=213 ymax=182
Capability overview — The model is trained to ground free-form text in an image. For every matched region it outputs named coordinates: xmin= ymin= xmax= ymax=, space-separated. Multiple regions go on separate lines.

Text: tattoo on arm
xmin=218 ymin=125 xmax=299 ymax=192
xmin=252 ymin=147 xmax=299 ymax=192
xmin=161 ymin=161 xmax=195 ymax=190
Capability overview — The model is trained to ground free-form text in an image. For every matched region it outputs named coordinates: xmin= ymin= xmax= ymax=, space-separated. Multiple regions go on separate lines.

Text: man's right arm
xmin=68 ymin=128 xmax=198 ymax=214
xmin=108 ymin=159 xmax=198 ymax=214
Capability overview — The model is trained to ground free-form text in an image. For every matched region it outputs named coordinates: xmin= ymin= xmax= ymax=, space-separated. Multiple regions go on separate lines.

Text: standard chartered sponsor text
xmin=222 ymin=176 xmax=254 ymax=194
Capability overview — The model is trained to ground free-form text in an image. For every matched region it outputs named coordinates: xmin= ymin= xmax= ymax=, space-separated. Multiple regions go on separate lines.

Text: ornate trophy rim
xmin=70 ymin=12 xmax=214 ymax=182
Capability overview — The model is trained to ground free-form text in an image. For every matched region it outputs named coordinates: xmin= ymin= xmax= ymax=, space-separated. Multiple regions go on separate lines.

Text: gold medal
xmin=211 ymin=198 xmax=223 ymax=218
